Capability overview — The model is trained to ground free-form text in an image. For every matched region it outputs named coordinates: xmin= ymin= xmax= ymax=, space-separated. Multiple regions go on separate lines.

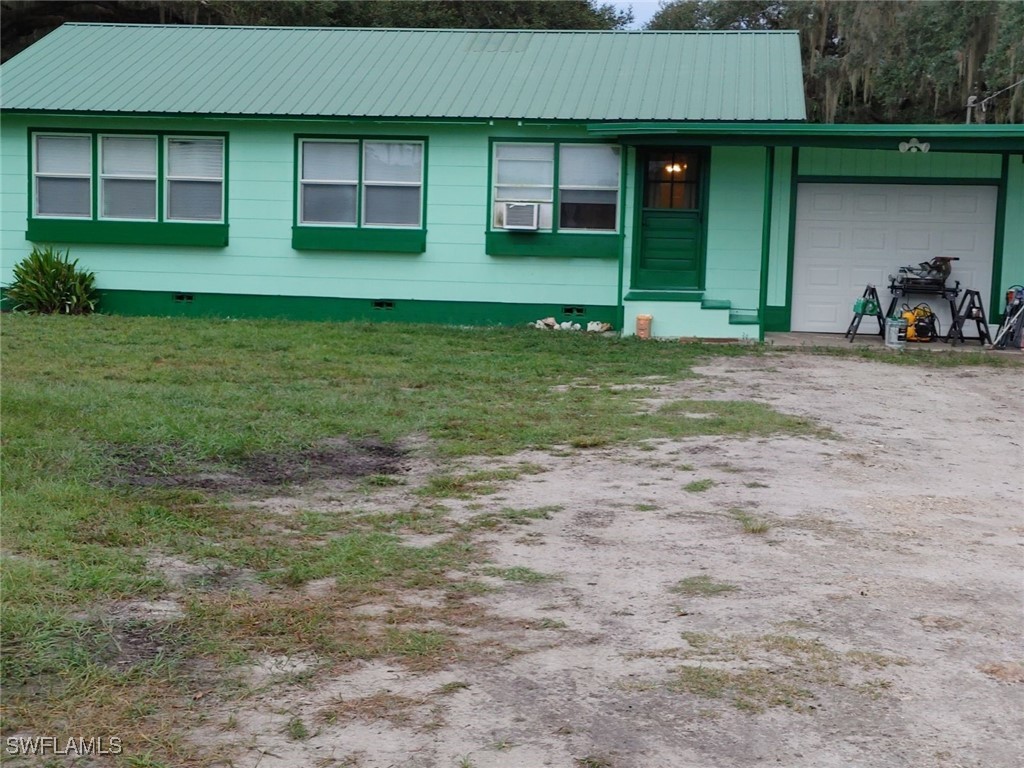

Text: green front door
xmin=635 ymin=149 xmax=706 ymax=290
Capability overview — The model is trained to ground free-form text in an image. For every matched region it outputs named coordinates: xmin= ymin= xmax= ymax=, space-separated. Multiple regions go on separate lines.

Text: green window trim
xmin=291 ymin=226 xmax=426 ymax=253
xmin=292 ymin=135 xmax=427 ymax=253
xmin=485 ymin=231 xmax=620 ymax=259
xmin=486 ymin=137 xmax=625 ymax=258
xmin=27 ymin=129 xmax=229 ymax=247
xmin=27 ymin=219 xmax=228 ymax=247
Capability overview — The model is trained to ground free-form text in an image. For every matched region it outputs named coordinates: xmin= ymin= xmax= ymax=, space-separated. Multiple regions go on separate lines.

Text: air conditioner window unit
xmin=503 ymin=202 xmax=539 ymax=230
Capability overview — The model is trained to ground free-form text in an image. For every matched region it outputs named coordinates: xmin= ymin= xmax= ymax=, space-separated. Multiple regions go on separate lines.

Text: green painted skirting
xmin=291 ymin=226 xmax=426 ymax=253
xmin=26 ymin=219 xmax=229 ymax=247
xmin=763 ymin=306 xmax=790 ymax=332
xmin=94 ymin=289 xmax=617 ymax=327
xmin=485 ymin=231 xmax=620 ymax=259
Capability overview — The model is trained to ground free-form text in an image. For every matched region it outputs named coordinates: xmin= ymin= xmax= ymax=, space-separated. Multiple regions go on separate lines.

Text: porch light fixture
xmin=665 ymin=163 xmax=687 ymax=173
xmin=898 ymin=138 xmax=930 ymax=153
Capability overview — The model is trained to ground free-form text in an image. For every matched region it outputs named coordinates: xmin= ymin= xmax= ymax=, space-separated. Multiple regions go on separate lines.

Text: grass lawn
xmin=0 ymin=314 xmax=1006 ymax=765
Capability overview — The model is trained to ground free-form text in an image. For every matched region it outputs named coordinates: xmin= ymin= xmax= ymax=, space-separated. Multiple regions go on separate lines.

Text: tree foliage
xmin=1 ymin=0 xmax=632 ymax=61
xmin=648 ymin=0 xmax=1024 ymax=123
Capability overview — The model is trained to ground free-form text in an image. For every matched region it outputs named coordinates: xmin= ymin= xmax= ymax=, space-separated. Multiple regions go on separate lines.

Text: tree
xmin=647 ymin=0 xmax=1023 ymax=123
xmin=1 ymin=1 xmax=632 ymax=62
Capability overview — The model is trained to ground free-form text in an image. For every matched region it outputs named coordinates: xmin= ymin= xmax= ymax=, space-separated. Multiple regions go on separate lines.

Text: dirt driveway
xmin=203 ymin=353 xmax=1023 ymax=768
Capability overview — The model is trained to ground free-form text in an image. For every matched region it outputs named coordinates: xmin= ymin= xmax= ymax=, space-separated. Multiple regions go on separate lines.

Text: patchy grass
xmin=0 ymin=315 xmax=815 ymax=762
xmin=730 ymin=508 xmax=773 ymax=534
xmin=320 ymin=692 xmax=422 ymax=727
xmin=670 ymin=575 xmax=738 ymax=597
xmin=656 ymin=399 xmax=831 ymax=438
xmin=463 ymin=505 xmax=560 ymax=532
xmin=663 ymin=631 xmax=904 ymax=713
xmin=796 ymin=345 xmax=1023 ymax=368
xmin=670 ymin=665 xmax=815 ymax=712
xmin=483 ymin=566 xmax=557 ymax=584
xmin=684 ymin=479 xmax=716 ymax=493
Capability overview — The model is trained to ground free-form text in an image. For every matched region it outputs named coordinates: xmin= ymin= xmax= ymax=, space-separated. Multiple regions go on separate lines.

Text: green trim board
xmin=757 ymin=146 xmax=775 ymax=342
xmin=991 ymin=153 xmax=1009 ymax=322
xmin=27 ymin=127 xmax=228 ymax=247
xmin=93 ymin=288 xmax=617 ymax=327
xmin=485 ymin=231 xmax=620 ymax=259
xmin=797 ymin=176 xmax=1001 ymax=185
xmin=766 ymin=147 xmax=799 ymax=333
xmin=291 ymin=226 xmax=426 ymax=253
xmin=27 ymin=219 xmax=228 ymax=247
xmin=622 ymin=290 xmax=703 ymax=302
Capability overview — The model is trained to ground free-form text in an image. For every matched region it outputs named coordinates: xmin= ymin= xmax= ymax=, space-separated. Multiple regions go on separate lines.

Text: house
xmin=1 ymin=24 xmax=1021 ymax=338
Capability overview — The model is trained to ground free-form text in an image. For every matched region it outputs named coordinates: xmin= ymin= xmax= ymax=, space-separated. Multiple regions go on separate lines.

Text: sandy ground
xmin=195 ymin=354 xmax=1023 ymax=768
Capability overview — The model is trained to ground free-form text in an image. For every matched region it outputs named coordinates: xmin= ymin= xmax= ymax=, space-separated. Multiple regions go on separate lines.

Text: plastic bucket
xmin=884 ymin=317 xmax=906 ymax=349
xmin=636 ymin=314 xmax=653 ymax=339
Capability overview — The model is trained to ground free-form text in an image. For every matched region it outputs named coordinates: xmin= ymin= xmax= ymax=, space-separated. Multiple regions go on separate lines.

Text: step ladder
xmin=948 ymin=290 xmax=991 ymax=346
xmin=845 ymin=285 xmax=885 ymax=342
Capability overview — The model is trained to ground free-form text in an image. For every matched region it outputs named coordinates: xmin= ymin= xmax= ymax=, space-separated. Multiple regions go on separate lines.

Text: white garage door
xmin=792 ymin=183 xmax=997 ymax=334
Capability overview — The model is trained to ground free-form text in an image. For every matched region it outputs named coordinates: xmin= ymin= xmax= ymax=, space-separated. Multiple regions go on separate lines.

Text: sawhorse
xmin=845 ymin=285 xmax=885 ymax=342
xmin=948 ymin=289 xmax=992 ymax=346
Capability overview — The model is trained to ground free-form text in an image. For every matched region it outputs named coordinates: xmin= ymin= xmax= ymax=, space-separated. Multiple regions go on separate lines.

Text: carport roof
xmin=589 ymin=122 xmax=1024 ymax=151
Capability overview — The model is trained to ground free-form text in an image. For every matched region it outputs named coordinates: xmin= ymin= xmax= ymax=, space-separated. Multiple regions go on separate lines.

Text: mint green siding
xmin=703 ymin=146 xmax=766 ymax=312
xmin=798 ymin=148 xmax=1002 ymax=178
xmin=766 ymin=147 xmax=794 ymax=307
xmin=1 ymin=116 xmax=618 ymax=312
xmin=1004 ymin=155 xmax=1024 ymax=296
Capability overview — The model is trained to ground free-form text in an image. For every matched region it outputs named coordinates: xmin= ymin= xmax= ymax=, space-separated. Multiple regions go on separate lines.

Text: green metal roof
xmin=0 ymin=24 xmax=805 ymax=121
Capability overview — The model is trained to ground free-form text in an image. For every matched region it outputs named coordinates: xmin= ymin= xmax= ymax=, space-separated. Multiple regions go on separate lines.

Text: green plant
xmin=5 ymin=245 xmax=97 ymax=314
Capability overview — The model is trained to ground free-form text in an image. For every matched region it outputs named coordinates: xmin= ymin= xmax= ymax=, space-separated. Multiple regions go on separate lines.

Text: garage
xmin=791 ymin=183 xmax=998 ymax=334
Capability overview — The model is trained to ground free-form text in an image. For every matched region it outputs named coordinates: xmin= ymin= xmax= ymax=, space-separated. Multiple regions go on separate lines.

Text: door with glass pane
xmin=635 ymin=149 xmax=706 ymax=290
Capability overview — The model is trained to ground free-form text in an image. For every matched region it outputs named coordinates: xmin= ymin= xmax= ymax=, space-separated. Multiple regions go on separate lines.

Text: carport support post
xmin=758 ymin=146 xmax=776 ymax=343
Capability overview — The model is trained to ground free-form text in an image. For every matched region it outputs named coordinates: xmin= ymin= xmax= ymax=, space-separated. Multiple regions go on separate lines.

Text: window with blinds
xmin=34 ymin=135 xmax=92 ymax=218
xmin=32 ymin=132 xmax=225 ymax=225
xmin=166 ymin=138 xmax=224 ymax=221
xmin=298 ymin=139 xmax=423 ymax=228
xmin=100 ymin=136 xmax=157 ymax=220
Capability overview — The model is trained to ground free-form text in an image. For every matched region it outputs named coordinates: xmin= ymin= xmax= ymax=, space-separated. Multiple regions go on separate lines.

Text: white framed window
xmin=165 ymin=137 xmax=224 ymax=222
xmin=298 ymin=139 xmax=424 ymax=229
xmin=493 ymin=143 xmax=554 ymax=229
xmin=100 ymin=135 xmax=157 ymax=220
xmin=559 ymin=144 xmax=620 ymax=231
xmin=362 ymin=142 xmax=423 ymax=227
xmin=299 ymin=140 xmax=359 ymax=225
xmin=31 ymin=131 xmax=226 ymax=225
xmin=34 ymin=134 xmax=92 ymax=218
xmin=491 ymin=141 xmax=620 ymax=233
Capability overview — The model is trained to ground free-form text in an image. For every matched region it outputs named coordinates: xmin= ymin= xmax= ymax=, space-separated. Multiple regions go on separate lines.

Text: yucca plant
xmin=5 ymin=245 xmax=97 ymax=314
